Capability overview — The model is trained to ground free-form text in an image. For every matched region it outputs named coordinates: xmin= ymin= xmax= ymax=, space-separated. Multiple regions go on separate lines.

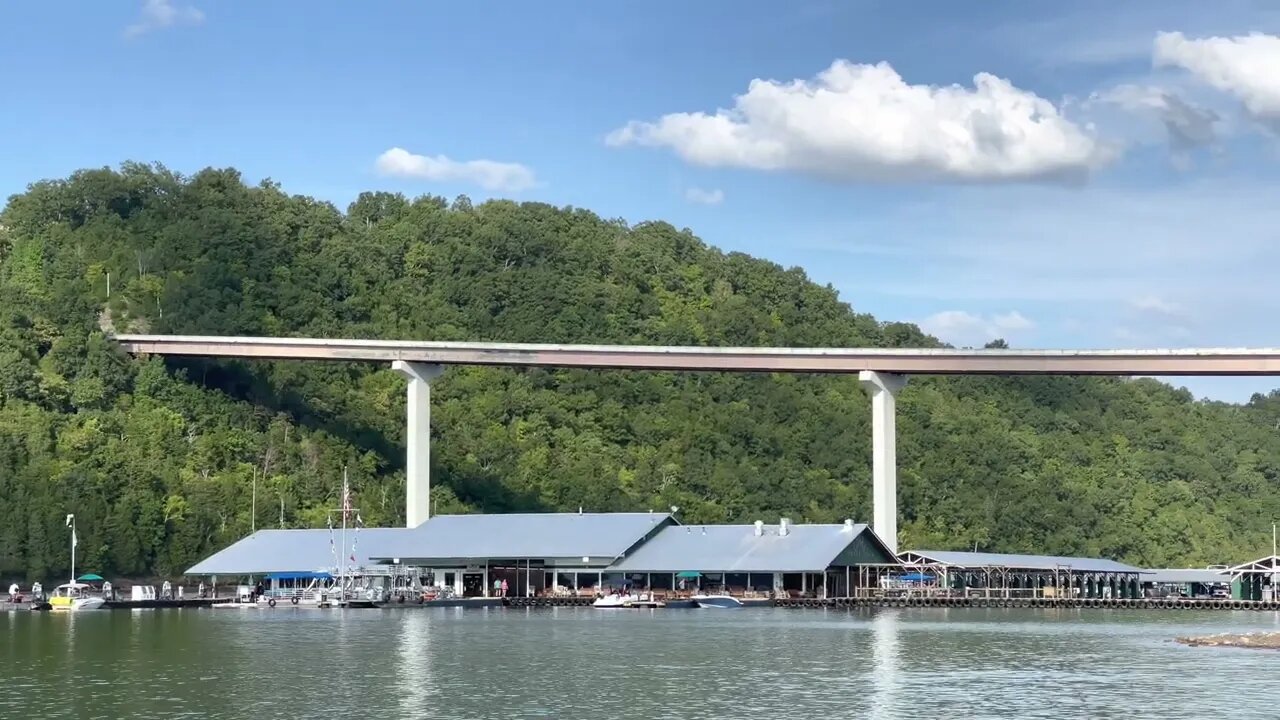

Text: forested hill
xmin=3 ymin=163 xmax=1280 ymax=580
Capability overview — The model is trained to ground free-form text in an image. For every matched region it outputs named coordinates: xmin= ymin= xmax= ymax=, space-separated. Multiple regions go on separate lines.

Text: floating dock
xmin=8 ymin=596 xmax=1278 ymax=612
xmin=773 ymin=596 xmax=1280 ymax=611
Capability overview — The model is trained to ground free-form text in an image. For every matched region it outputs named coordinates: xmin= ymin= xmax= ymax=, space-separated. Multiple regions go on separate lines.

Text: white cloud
xmin=918 ymin=310 xmax=1035 ymax=347
xmin=1090 ymin=84 xmax=1219 ymax=161
xmin=124 ymin=0 xmax=204 ymax=38
xmin=374 ymin=147 xmax=537 ymax=192
xmin=1154 ymin=31 xmax=1280 ymax=127
xmin=606 ymin=59 xmax=1115 ymax=184
xmin=684 ymin=187 xmax=724 ymax=205
xmin=1130 ymin=294 xmax=1185 ymax=318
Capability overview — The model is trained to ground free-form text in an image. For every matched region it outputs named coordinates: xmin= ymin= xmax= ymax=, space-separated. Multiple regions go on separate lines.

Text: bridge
xmin=114 ymin=334 xmax=1280 ymax=552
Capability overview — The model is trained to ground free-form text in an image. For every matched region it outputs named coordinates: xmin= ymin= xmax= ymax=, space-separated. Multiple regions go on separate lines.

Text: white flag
xmin=65 ymin=514 xmax=74 ymax=527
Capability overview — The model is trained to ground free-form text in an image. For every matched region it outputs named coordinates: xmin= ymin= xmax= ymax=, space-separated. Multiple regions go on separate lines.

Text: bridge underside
xmin=115 ymin=334 xmax=1280 ymax=551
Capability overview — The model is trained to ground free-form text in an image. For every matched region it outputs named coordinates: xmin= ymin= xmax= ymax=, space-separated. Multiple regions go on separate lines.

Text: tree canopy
xmin=2 ymin=162 xmax=1278 ymax=580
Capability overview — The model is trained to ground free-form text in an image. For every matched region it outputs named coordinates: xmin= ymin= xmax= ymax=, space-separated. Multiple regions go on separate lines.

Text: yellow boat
xmin=48 ymin=583 xmax=105 ymax=611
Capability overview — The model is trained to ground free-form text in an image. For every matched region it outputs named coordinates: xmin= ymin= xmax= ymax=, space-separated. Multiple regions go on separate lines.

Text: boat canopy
xmin=264 ymin=571 xmax=333 ymax=581
xmin=77 ymin=573 xmax=105 ymax=582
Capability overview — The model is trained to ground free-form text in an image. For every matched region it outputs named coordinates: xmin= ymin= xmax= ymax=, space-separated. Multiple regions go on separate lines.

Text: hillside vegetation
xmin=3 ymin=163 xmax=1279 ymax=579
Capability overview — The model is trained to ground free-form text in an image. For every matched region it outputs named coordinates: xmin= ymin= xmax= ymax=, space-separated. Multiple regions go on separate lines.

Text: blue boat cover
xmin=265 ymin=571 xmax=332 ymax=581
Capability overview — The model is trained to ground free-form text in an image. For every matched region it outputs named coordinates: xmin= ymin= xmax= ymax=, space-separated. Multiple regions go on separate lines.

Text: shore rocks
xmin=1176 ymin=632 xmax=1280 ymax=649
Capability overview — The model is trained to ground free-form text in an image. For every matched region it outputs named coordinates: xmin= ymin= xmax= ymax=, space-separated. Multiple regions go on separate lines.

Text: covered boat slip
xmin=364 ymin=512 xmax=674 ymax=598
xmin=897 ymin=550 xmax=1146 ymax=599
xmin=1224 ymin=555 xmax=1280 ymax=601
xmin=607 ymin=519 xmax=901 ymax=599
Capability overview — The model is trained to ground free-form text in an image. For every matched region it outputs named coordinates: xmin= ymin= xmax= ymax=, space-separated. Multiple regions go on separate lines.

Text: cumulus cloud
xmin=918 ymin=310 xmax=1035 ymax=347
xmin=684 ymin=187 xmax=724 ymax=205
xmin=374 ymin=147 xmax=537 ymax=192
xmin=124 ymin=0 xmax=204 ymax=38
xmin=1154 ymin=31 xmax=1280 ymax=128
xmin=1090 ymin=84 xmax=1219 ymax=163
xmin=606 ymin=59 xmax=1114 ymax=184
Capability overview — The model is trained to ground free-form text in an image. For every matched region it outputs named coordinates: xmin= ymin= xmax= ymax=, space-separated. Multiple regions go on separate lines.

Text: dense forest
xmin=3 ymin=162 xmax=1280 ymax=581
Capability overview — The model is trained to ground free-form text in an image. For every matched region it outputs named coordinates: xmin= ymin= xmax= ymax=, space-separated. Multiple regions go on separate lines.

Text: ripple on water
xmin=3 ymin=608 xmax=1278 ymax=719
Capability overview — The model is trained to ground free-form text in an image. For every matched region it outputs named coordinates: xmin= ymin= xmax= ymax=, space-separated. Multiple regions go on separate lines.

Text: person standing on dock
xmin=7 ymin=582 xmax=17 ymax=602
xmin=32 ymin=582 xmax=42 ymax=601
xmin=501 ymin=578 xmax=508 ymax=598
xmin=493 ymin=577 xmax=501 ymax=598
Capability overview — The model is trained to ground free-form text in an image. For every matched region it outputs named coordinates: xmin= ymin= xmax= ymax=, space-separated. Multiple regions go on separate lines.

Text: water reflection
xmin=869 ymin=609 xmax=900 ymax=719
xmin=6 ymin=607 xmax=1280 ymax=718
xmin=396 ymin=611 xmax=433 ymax=716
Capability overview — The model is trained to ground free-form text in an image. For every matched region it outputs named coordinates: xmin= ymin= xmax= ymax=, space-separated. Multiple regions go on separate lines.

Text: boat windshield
xmin=53 ymin=584 xmax=89 ymax=598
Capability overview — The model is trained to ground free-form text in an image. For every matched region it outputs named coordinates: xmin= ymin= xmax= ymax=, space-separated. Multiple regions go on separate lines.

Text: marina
xmin=8 ymin=512 xmax=1280 ymax=614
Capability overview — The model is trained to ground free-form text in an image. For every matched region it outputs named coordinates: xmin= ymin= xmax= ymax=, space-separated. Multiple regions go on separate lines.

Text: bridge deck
xmin=114 ymin=335 xmax=1280 ymax=375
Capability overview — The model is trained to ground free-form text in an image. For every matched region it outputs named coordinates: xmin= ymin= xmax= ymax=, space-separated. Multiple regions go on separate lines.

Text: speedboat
xmin=48 ymin=583 xmax=105 ymax=611
xmin=691 ymin=593 xmax=743 ymax=609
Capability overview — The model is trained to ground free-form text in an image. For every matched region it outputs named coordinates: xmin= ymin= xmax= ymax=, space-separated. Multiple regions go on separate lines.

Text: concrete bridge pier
xmin=393 ymin=361 xmax=444 ymax=528
xmin=859 ymin=370 xmax=907 ymax=554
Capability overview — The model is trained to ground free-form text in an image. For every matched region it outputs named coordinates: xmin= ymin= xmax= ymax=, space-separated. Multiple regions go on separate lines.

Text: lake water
xmin=3 ymin=607 xmax=1278 ymax=719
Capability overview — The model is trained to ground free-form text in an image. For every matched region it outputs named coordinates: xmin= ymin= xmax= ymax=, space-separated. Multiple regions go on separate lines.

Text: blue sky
xmin=4 ymin=1 xmax=1280 ymax=401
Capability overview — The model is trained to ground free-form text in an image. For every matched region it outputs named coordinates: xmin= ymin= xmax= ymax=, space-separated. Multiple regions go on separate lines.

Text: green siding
xmin=831 ymin=530 xmax=897 ymax=566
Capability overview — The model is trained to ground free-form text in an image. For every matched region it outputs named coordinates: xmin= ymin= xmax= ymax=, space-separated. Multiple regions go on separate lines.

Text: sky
xmin=3 ymin=1 xmax=1280 ymax=401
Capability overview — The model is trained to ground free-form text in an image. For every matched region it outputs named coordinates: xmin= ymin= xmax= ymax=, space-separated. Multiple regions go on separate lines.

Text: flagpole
xmin=66 ymin=514 xmax=76 ymax=586
xmin=341 ymin=466 xmax=348 ymax=601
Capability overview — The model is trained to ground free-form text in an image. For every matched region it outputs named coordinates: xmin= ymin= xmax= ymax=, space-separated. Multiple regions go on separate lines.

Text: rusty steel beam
xmin=111 ymin=334 xmax=1280 ymax=376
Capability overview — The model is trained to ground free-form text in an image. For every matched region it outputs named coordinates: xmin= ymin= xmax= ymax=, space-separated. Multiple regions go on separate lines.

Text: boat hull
xmin=692 ymin=595 xmax=743 ymax=609
xmin=49 ymin=597 xmax=105 ymax=611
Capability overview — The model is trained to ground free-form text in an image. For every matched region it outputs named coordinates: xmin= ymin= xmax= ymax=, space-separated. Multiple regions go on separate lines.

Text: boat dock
xmin=772 ymin=596 xmax=1280 ymax=611
xmin=8 ymin=595 xmax=1280 ymax=611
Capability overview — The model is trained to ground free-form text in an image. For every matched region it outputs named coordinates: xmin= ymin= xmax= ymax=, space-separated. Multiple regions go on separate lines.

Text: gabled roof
xmin=1144 ymin=568 xmax=1230 ymax=584
xmin=608 ymin=522 xmax=897 ymax=573
xmin=901 ymin=550 xmax=1143 ymax=574
xmin=1226 ymin=555 xmax=1280 ymax=574
xmin=185 ymin=528 xmax=412 ymax=576
xmin=369 ymin=512 xmax=673 ymax=563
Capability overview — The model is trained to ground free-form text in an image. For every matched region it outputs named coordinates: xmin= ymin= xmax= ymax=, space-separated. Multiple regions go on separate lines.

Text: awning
xmin=676 ymin=571 xmax=702 ymax=579
xmin=265 ymin=571 xmax=333 ymax=581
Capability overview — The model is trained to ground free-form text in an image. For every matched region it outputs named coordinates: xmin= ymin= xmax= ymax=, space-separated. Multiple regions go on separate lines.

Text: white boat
xmin=212 ymin=585 xmax=272 ymax=609
xmin=691 ymin=594 xmax=743 ymax=609
xmin=592 ymin=592 xmax=664 ymax=609
xmin=50 ymin=515 xmax=104 ymax=611
xmin=48 ymin=583 xmax=105 ymax=611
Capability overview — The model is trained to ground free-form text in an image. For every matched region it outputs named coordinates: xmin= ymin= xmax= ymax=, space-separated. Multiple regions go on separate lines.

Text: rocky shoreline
xmin=1176 ymin=632 xmax=1280 ymax=649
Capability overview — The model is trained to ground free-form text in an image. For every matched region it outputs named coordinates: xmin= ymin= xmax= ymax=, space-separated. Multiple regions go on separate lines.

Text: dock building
xmin=1141 ymin=568 xmax=1231 ymax=598
xmin=608 ymin=518 xmax=899 ymax=597
xmin=366 ymin=512 xmax=673 ymax=597
xmin=185 ymin=513 xmax=904 ymax=598
xmin=897 ymin=550 xmax=1146 ymax=599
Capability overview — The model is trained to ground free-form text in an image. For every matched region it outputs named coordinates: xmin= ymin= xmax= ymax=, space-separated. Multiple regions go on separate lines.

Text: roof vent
xmin=779 ymin=518 xmax=791 ymax=537
xmin=754 ymin=520 xmax=764 ymax=537
xmin=843 ymin=519 xmax=854 ymax=532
